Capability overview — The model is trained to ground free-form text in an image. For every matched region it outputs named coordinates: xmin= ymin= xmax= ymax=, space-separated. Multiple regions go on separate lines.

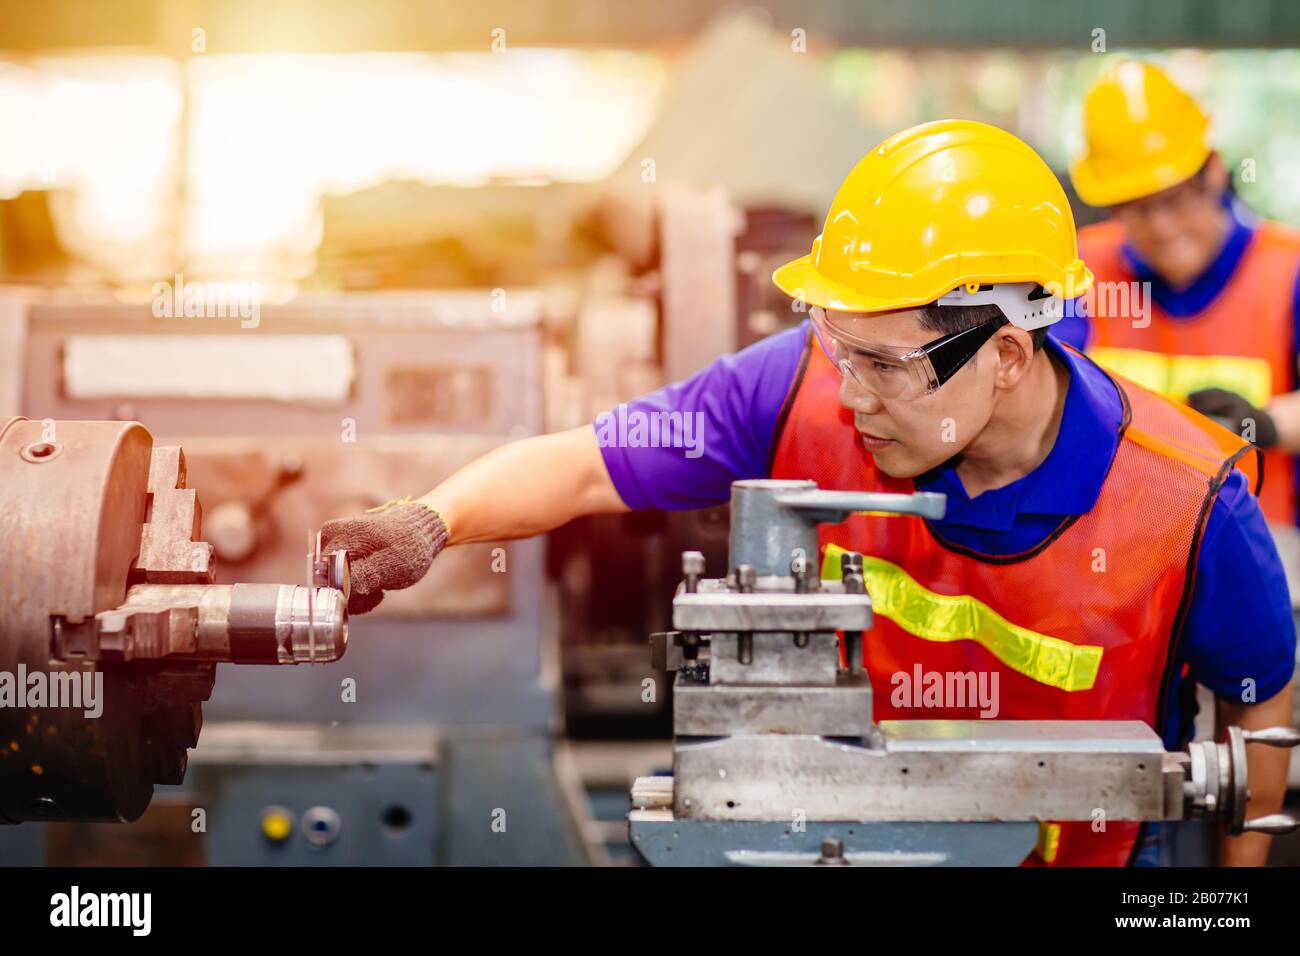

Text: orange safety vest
xmin=769 ymin=335 xmax=1260 ymax=866
xmin=1080 ymin=219 xmax=1300 ymax=525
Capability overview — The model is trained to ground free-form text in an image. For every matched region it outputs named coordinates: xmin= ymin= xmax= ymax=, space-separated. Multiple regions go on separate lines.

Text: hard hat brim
xmin=1070 ymin=140 xmax=1212 ymax=208
xmin=773 ymin=253 xmax=1094 ymax=314
xmin=773 ymin=254 xmax=941 ymax=313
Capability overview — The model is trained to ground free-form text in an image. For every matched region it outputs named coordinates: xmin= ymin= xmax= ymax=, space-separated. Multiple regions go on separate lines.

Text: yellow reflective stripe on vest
xmin=1088 ymin=346 xmax=1272 ymax=408
xmin=822 ymin=544 xmax=1103 ymax=692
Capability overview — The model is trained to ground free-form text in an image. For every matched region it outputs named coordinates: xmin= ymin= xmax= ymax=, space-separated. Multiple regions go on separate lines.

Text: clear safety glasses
xmin=810 ymin=306 xmax=1009 ymax=401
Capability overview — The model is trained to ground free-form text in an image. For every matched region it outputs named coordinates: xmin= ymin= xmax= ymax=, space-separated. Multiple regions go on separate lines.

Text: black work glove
xmin=1186 ymin=388 xmax=1278 ymax=448
xmin=320 ymin=499 xmax=449 ymax=615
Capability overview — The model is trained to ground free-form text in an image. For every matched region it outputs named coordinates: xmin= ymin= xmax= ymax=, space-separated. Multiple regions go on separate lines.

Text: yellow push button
xmin=261 ymin=806 xmax=294 ymax=844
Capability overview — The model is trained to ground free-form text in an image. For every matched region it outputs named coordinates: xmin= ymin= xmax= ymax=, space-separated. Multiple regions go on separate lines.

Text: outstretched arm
xmin=322 ymin=323 xmax=807 ymax=613
xmin=322 ymin=425 xmax=626 ymax=612
xmin=418 ymin=425 xmax=629 ymax=545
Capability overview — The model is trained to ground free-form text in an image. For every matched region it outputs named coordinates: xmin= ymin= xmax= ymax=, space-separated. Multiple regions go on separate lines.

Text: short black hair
xmin=917 ymin=302 xmax=1047 ymax=353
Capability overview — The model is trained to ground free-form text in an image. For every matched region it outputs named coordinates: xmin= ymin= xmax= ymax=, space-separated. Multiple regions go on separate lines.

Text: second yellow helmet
xmin=1071 ymin=60 xmax=1212 ymax=208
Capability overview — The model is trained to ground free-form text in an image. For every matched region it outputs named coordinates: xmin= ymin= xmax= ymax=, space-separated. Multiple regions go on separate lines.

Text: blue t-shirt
xmin=596 ymin=324 xmax=1296 ymax=749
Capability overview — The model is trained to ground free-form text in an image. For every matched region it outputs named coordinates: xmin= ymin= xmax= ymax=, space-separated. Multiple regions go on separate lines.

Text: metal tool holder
xmin=631 ymin=479 xmax=1300 ymax=866
xmin=654 ymin=479 xmax=945 ymax=741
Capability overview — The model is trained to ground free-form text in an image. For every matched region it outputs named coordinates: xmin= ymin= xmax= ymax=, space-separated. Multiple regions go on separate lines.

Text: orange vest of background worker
xmin=1072 ymin=60 xmax=1300 ymax=526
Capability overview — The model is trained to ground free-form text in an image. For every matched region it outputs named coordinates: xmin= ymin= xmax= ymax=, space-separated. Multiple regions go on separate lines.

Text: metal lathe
xmin=0 ymin=416 xmax=349 ymax=825
xmin=629 ymin=479 xmax=1300 ymax=866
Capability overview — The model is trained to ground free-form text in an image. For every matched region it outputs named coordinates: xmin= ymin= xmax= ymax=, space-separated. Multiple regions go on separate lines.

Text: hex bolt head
xmin=735 ymin=564 xmax=757 ymax=593
xmin=816 ymin=837 xmax=849 ymax=865
xmin=682 ymin=551 xmax=705 ymax=593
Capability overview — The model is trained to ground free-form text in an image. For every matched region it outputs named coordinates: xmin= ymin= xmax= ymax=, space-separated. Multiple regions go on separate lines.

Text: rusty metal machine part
xmin=0 ymin=417 xmax=348 ymax=824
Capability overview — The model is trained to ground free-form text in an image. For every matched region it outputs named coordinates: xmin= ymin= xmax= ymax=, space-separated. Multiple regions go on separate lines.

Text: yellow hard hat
xmin=1071 ymin=60 xmax=1211 ymax=207
xmin=773 ymin=119 xmax=1092 ymax=314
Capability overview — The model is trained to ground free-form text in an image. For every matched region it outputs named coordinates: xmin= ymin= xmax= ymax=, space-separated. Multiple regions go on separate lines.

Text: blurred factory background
xmin=2 ymin=0 xmax=1300 ymax=865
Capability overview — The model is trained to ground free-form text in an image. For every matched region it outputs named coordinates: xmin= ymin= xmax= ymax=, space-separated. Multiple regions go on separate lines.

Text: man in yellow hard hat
xmin=1072 ymin=59 xmax=1300 ymax=528
xmin=322 ymin=120 xmax=1295 ymax=866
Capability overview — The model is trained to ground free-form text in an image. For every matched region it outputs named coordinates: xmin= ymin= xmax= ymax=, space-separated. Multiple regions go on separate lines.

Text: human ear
xmin=992 ymin=328 xmax=1034 ymax=389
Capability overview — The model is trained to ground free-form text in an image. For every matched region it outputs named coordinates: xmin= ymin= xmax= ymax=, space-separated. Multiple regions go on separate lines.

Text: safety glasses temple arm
xmin=923 ymin=318 xmax=1009 ymax=388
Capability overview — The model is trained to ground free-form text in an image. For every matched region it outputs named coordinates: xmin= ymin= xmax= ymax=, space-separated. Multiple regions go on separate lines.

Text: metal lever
xmin=1242 ymin=727 xmax=1300 ymax=747
xmin=1241 ymin=813 xmax=1300 ymax=835
xmin=1208 ymin=725 xmax=1300 ymax=834
xmin=729 ymin=480 xmax=949 ymax=578
xmin=773 ymin=489 xmax=948 ymax=524
xmin=1237 ymin=726 xmax=1300 ymax=835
